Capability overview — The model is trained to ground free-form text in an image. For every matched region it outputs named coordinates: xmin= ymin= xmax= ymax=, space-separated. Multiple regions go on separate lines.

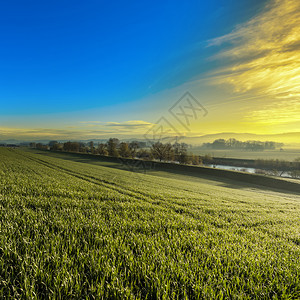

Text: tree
xmin=136 ymin=149 xmax=153 ymax=160
xmin=119 ymin=142 xmax=131 ymax=157
xmin=52 ymin=143 xmax=63 ymax=151
xmin=290 ymin=158 xmax=300 ymax=178
xmin=151 ymin=142 xmax=174 ymax=161
xmin=178 ymin=152 xmax=188 ymax=164
xmin=288 ymin=170 xmax=300 ymax=179
xmin=164 ymin=143 xmax=174 ymax=161
xmin=63 ymin=142 xmax=79 ymax=152
xmin=191 ymin=154 xmax=201 ymax=165
xmin=107 ymin=138 xmax=119 ymax=157
xmin=98 ymin=143 xmax=108 ymax=156
xmin=79 ymin=143 xmax=87 ymax=153
xmin=212 ymin=139 xmax=226 ymax=149
xmin=202 ymin=154 xmax=213 ymax=164
xmin=173 ymin=143 xmax=188 ymax=164
xmin=226 ymin=138 xmax=237 ymax=148
xmin=36 ymin=143 xmax=48 ymax=150
xmin=88 ymin=141 xmax=95 ymax=154
xmin=202 ymin=138 xmax=283 ymax=151
xmin=48 ymin=141 xmax=58 ymax=149
xmin=129 ymin=141 xmax=139 ymax=158
xmin=151 ymin=142 xmax=168 ymax=161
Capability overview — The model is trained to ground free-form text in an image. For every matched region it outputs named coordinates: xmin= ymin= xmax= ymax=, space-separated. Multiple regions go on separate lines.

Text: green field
xmin=191 ymin=148 xmax=300 ymax=161
xmin=1 ymin=148 xmax=300 ymax=299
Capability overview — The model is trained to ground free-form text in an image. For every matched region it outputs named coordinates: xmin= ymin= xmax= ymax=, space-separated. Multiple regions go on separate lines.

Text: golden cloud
xmin=208 ymin=0 xmax=300 ymax=127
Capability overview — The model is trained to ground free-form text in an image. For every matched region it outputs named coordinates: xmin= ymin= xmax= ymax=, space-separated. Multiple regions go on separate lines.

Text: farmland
xmin=0 ymin=148 xmax=300 ymax=299
xmin=191 ymin=148 xmax=300 ymax=161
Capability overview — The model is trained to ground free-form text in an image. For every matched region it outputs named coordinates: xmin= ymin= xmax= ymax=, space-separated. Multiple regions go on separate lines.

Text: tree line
xmin=202 ymin=138 xmax=284 ymax=151
xmin=32 ymin=139 xmax=202 ymax=165
xmin=30 ymin=139 xmax=299 ymax=178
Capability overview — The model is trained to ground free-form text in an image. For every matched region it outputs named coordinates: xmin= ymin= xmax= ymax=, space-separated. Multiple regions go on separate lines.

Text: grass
xmin=0 ymin=148 xmax=300 ymax=299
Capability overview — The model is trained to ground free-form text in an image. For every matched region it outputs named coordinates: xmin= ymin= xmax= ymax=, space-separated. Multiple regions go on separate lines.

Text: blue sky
xmin=1 ymin=0 xmax=299 ymax=141
xmin=0 ymin=0 xmax=265 ymax=114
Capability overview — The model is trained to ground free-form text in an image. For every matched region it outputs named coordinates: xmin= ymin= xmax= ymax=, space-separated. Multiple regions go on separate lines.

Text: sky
xmin=0 ymin=0 xmax=299 ymax=142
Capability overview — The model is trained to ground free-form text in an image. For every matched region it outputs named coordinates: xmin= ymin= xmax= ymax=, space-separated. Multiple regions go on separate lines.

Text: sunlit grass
xmin=0 ymin=148 xmax=299 ymax=299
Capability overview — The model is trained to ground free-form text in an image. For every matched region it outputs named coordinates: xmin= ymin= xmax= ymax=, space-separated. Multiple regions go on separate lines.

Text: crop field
xmin=0 ymin=148 xmax=300 ymax=299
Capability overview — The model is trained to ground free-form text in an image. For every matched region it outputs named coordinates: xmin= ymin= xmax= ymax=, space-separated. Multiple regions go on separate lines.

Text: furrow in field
xmin=18 ymin=151 xmax=159 ymax=204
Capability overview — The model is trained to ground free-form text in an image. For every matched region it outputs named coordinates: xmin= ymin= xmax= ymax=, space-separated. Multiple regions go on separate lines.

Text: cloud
xmin=244 ymin=99 xmax=300 ymax=125
xmin=0 ymin=127 xmax=111 ymax=140
xmin=105 ymin=120 xmax=154 ymax=129
xmin=79 ymin=121 xmax=103 ymax=124
xmin=207 ymin=0 xmax=300 ymax=126
xmin=0 ymin=120 xmax=155 ymax=140
xmin=80 ymin=120 xmax=154 ymax=129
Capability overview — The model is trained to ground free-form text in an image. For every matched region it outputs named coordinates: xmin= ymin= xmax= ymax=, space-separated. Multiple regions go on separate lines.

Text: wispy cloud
xmin=244 ymin=99 xmax=300 ymax=125
xmin=207 ymin=0 xmax=300 ymax=126
xmin=0 ymin=127 xmax=111 ymax=140
xmin=79 ymin=121 xmax=103 ymax=124
xmin=79 ymin=120 xmax=154 ymax=130
xmin=208 ymin=0 xmax=300 ymax=96
xmin=105 ymin=120 xmax=154 ymax=128
xmin=0 ymin=120 xmax=155 ymax=140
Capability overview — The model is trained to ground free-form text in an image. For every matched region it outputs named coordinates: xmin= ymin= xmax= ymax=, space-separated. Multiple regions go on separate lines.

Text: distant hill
xmin=1 ymin=132 xmax=299 ymax=148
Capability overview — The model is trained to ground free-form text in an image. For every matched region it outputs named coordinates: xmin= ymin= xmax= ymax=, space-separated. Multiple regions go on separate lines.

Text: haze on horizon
xmin=0 ymin=0 xmax=299 ymax=144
